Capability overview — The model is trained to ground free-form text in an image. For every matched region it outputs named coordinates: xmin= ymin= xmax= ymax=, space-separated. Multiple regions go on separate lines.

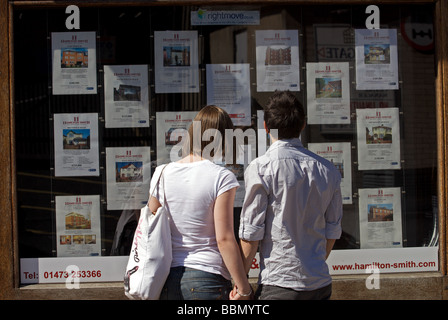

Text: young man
xmin=238 ymin=91 xmax=343 ymax=300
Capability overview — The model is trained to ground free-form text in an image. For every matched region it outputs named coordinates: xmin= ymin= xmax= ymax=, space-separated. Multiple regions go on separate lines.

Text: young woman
xmin=148 ymin=105 xmax=252 ymax=300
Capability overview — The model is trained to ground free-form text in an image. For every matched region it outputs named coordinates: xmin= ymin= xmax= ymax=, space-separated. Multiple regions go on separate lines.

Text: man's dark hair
xmin=264 ymin=91 xmax=305 ymax=139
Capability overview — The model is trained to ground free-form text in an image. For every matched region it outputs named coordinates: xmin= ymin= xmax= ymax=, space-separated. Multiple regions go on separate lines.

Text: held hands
xmin=229 ymin=284 xmax=254 ymax=300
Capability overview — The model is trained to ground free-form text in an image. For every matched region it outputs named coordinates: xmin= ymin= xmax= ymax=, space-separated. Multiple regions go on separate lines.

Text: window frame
xmin=1 ymin=0 xmax=447 ymax=300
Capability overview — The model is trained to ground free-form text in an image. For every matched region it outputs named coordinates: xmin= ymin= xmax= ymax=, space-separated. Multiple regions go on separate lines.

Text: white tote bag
xmin=124 ymin=165 xmax=172 ymax=300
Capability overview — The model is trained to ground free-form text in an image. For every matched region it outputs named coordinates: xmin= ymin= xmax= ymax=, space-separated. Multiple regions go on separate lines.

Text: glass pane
xmin=14 ymin=4 xmax=438 ymax=284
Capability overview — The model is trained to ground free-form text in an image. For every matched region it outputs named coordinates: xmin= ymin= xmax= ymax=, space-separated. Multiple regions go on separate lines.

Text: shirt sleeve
xmin=239 ymin=162 xmax=269 ymax=241
xmin=324 ymin=176 xmax=343 ymax=240
xmin=216 ymin=167 xmax=240 ymax=198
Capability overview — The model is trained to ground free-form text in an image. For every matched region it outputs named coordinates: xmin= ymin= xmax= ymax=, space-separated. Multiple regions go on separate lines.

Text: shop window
xmin=14 ymin=4 xmax=438 ymax=285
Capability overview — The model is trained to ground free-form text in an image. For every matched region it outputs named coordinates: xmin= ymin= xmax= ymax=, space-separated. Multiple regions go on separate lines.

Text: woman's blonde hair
xmin=186 ymin=105 xmax=234 ymax=160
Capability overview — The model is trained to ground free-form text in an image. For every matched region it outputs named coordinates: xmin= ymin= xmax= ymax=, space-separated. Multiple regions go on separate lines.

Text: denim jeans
xmin=159 ymin=266 xmax=232 ymax=300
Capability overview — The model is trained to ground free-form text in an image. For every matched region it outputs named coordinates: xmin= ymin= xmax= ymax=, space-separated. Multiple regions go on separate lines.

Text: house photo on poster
xmin=53 ymin=113 xmax=99 ymax=177
xmin=55 ymin=195 xmax=101 ymax=257
xmin=307 ymin=142 xmax=352 ymax=204
xmin=358 ymin=187 xmax=403 ymax=249
xmin=51 ymin=31 xmax=97 ymax=95
xmin=355 ymin=29 xmax=399 ymax=90
xmin=306 ymin=62 xmax=350 ymax=124
xmin=103 ymin=65 xmax=149 ymax=128
xmin=256 ymin=30 xmax=300 ymax=92
xmin=154 ymin=30 xmax=199 ymax=93
xmin=356 ymin=108 xmax=401 ymax=170
xmin=106 ymin=147 xmax=152 ymax=211
xmin=156 ymin=111 xmax=198 ymax=165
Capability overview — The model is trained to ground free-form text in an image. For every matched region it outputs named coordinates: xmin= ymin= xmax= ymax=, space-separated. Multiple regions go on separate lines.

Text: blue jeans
xmin=159 ymin=266 xmax=232 ymax=300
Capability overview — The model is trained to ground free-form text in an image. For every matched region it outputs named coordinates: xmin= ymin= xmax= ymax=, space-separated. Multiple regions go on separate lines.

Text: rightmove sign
xmin=191 ymin=9 xmax=260 ymax=25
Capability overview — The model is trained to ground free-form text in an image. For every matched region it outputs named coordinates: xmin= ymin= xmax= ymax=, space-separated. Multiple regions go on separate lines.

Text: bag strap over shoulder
xmin=148 ymin=164 xmax=169 ymax=206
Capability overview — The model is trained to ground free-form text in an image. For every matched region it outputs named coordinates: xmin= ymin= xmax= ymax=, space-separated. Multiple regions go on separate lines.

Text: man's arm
xmin=326 ymin=239 xmax=336 ymax=260
xmin=324 ymin=176 xmax=343 ymax=260
xmin=238 ymin=162 xmax=268 ymax=264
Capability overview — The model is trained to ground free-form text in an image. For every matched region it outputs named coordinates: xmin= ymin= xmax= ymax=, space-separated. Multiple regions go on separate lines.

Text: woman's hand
xmin=229 ymin=285 xmax=253 ymax=300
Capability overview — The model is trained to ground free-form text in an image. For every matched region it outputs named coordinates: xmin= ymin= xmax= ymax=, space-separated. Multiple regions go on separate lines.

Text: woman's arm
xmin=148 ymin=196 xmax=161 ymax=215
xmin=239 ymin=239 xmax=259 ymax=274
xmin=214 ymin=188 xmax=252 ymax=300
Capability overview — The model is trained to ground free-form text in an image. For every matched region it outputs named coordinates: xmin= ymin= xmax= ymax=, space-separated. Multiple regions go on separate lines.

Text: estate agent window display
xmin=13 ymin=4 xmax=439 ymax=286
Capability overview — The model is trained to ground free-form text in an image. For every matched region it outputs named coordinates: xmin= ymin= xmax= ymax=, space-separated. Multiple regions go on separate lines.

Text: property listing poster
xmin=356 ymin=108 xmax=401 ymax=170
xmin=154 ymin=31 xmax=199 ymax=93
xmin=106 ymin=147 xmax=152 ymax=211
xmin=308 ymin=142 xmax=352 ymax=204
xmin=306 ymin=62 xmax=350 ymax=124
xmin=256 ymin=30 xmax=300 ymax=92
xmin=358 ymin=187 xmax=403 ymax=249
xmin=53 ymin=113 xmax=99 ymax=177
xmin=206 ymin=63 xmax=251 ymax=126
xmin=156 ymin=111 xmax=198 ymax=165
xmin=104 ymin=65 xmax=149 ymax=128
xmin=56 ymin=195 xmax=101 ymax=257
xmin=355 ymin=29 xmax=399 ymax=90
xmin=52 ymin=32 xmax=97 ymax=95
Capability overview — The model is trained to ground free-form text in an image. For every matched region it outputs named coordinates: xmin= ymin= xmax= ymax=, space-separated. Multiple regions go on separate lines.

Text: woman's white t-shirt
xmin=150 ymin=160 xmax=239 ymax=280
